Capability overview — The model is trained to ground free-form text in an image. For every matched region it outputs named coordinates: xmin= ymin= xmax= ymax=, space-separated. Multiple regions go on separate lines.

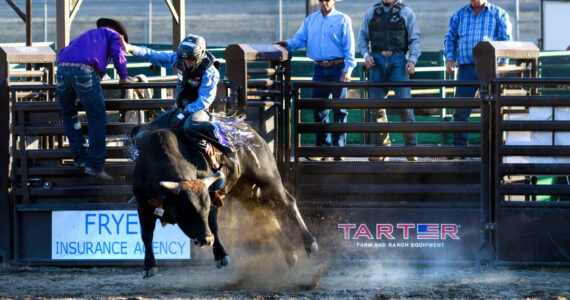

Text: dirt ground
xmin=1 ymin=257 xmax=569 ymax=299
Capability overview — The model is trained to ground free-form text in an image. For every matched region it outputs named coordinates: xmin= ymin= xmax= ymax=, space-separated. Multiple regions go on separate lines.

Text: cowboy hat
xmin=96 ymin=18 xmax=128 ymax=42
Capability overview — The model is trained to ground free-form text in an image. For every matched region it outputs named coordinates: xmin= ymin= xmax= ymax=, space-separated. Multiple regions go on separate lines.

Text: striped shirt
xmin=286 ymin=8 xmax=356 ymax=75
xmin=444 ymin=2 xmax=512 ymax=66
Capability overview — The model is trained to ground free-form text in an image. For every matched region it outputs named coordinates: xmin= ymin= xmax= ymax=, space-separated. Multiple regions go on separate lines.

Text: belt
xmin=314 ymin=58 xmax=344 ymax=67
xmin=380 ymin=51 xmax=394 ymax=57
xmin=58 ymin=62 xmax=93 ymax=70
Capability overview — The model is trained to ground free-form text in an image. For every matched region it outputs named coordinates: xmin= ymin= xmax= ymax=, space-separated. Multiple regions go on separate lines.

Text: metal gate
xmin=289 ymin=42 xmax=570 ymax=266
xmin=489 ymin=77 xmax=570 ymax=266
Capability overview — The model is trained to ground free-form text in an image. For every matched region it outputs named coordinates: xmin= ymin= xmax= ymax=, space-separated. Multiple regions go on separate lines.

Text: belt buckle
xmin=381 ymin=51 xmax=394 ymax=57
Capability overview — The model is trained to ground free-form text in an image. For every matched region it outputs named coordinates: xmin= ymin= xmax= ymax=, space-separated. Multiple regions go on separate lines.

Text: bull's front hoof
xmin=285 ymin=252 xmax=298 ymax=269
xmin=216 ymin=255 xmax=231 ymax=269
xmin=306 ymin=241 xmax=319 ymax=257
xmin=142 ymin=267 xmax=158 ymax=279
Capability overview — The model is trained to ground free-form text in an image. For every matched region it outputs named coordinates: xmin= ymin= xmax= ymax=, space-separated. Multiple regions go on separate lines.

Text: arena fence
xmin=1 ymin=42 xmax=569 ymax=267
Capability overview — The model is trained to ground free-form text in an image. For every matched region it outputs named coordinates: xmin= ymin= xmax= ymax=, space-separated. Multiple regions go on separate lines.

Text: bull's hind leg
xmin=208 ymin=206 xmax=230 ymax=268
xmin=267 ymin=211 xmax=299 ymax=268
xmin=271 ymin=186 xmax=318 ymax=257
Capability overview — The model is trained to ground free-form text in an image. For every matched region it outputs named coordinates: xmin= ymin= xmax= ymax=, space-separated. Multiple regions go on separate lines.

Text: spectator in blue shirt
xmin=444 ymin=0 xmax=512 ymax=146
xmin=274 ymin=0 xmax=356 ymax=161
xmin=123 ymin=34 xmax=221 ymax=169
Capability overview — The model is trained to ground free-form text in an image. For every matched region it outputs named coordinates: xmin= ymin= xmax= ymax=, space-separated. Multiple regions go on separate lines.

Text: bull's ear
xmin=160 ymin=181 xmax=181 ymax=194
xmin=147 ymin=198 xmax=162 ymax=207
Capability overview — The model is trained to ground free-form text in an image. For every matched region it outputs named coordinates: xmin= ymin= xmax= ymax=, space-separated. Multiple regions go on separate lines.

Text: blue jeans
xmin=453 ymin=64 xmax=479 ymax=146
xmin=56 ymin=66 xmax=106 ymax=172
xmin=312 ymin=62 xmax=348 ymax=147
xmin=369 ymin=52 xmax=416 ymax=146
xmin=151 ymin=108 xmax=211 ymax=150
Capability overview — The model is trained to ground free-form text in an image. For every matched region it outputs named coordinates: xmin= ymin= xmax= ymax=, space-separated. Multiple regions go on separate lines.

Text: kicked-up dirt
xmin=0 ymin=258 xmax=569 ymax=299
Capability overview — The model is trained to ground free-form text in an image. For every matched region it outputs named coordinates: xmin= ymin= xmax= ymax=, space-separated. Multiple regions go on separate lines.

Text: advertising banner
xmin=52 ymin=210 xmax=190 ymax=260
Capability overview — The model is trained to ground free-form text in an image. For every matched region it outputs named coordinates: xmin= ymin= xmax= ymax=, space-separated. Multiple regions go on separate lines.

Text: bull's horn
xmin=201 ymin=172 xmax=224 ymax=189
xmin=160 ymin=181 xmax=181 ymax=194
xmin=128 ymin=196 xmax=137 ymax=204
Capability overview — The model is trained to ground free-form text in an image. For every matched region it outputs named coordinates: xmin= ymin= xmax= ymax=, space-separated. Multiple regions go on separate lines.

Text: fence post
xmin=0 ymin=51 xmax=11 ymax=264
xmin=477 ymin=81 xmax=496 ymax=268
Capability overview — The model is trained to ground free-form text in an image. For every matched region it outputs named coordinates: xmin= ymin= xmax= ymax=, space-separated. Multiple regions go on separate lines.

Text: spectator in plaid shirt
xmin=444 ymin=0 xmax=512 ymax=146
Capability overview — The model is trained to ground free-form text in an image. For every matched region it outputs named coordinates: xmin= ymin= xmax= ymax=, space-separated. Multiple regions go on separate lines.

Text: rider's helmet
xmin=177 ymin=34 xmax=206 ymax=71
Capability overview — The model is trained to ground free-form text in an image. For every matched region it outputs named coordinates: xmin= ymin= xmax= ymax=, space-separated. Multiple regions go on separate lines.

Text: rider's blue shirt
xmin=131 ymin=45 xmax=219 ymax=113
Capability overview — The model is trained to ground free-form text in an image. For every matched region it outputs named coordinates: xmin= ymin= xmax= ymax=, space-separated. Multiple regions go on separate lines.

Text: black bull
xmin=132 ymin=126 xmax=318 ymax=278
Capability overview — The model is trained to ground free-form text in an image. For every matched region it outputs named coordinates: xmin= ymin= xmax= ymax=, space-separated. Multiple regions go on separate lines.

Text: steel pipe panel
xmin=499 ymin=146 xmax=570 ymax=156
xmin=17 ymin=165 xmax=134 ymax=176
xmin=297 ymin=146 xmax=480 ymax=157
xmin=14 ymin=123 xmax=136 ymax=135
xmin=297 ymin=98 xmax=479 ymax=109
xmin=498 ymin=96 xmax=570 ymax=107
xmin=13 ymin=99 xmax=174 ymax=111
xmin=246 ymin=90 xmax=281 ymax=97
xmin=293 ymin=80 xmax=481 ymax=88
xmin=298 ymin=162 xmax=480 ymax=174
xmin=500 ymin=163 xmax=570 ymax=175
xmin=297 ymin=122 xmax=480 ymax=133
xmin=297 ymin=183 xmax=480 ymax=194
xmin=15 ymin=185 xmax=132 ymax=197
xmin=494 ymin=77 xmax=570 ymax=85
xmin=15 ymin=148 xmax=130 ymax=159
xmin=500 ymin=121 xmax=570 ymax=131
xmin=499 ymin=184 xmax=570 ymax=195
xmin=247 ymin=79 xmax=281 ymax=87
xmin=247 ymin=68 xmax=280 ymax=76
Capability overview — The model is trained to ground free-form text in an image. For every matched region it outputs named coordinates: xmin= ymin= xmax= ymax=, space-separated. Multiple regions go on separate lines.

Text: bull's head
xmin=157 ymin=173 xmax=224 ymax=247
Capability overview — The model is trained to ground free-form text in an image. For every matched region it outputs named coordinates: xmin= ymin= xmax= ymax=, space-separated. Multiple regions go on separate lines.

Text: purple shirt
xmin=58 ymin=27 xmax=128 ymax=79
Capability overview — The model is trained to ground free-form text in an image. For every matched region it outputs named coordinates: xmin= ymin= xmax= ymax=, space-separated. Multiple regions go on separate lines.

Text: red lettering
xmin=397 ymin=224 xmax=415 ymax=240
xmin=353 ymin=224 xmax=373 ymax=239
xmin=376 ymin=224 xmax=395 ymax=239
xmin=337 ymin=224 xmax=356 ymax=239
xmin=441 ymin=224 xmax=460 ymax=240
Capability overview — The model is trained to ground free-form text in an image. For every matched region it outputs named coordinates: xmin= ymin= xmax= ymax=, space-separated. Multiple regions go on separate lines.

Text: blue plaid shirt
xmin=444 ymin=2 xmax=512 ymax=66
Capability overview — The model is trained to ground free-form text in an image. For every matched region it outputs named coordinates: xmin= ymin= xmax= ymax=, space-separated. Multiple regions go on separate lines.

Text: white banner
xmin=52 ymin=210 xmax=190 ymax=260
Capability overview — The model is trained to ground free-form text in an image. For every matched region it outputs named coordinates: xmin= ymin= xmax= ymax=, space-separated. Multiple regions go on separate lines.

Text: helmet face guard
xmin=177 ymin=34 xmax=206 ymax=72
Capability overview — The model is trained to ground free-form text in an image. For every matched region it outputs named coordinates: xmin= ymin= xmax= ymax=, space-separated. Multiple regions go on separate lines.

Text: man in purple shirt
xmin=56 ymin=18 xmax=131 ymax=180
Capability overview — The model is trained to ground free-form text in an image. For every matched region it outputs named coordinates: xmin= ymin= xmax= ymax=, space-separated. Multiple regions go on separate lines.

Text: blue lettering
xmin=95 ymin=242 xmax=103 ymax=254
xmin=99 ymin=214 xmax=111 ymax=235
xmin=126 ymin=213 xmax=138 ymax=234
xmin=112 ymin=242 xmax=120 ymax=254
xmin=152 ymin=241 xmax=159 ymax=254
xmin=102 ymin=241 xmax=111 ymax=254
xmin=86 ymin=241 xmax=93 ymax=254
xmin=177 ymin=241 xmax=186 ymax=254
xmin=77 ymin=241 xmax=85 ymax=254
xmin=69 ymin=241 xmax=76 ymax=254
xmin=160 ymin=241 xmax=168 ymax=254
xmin=169 ymin=242 xmax=177 ymax=254
xmin=85 ymin=214 xmax=96 ymax=234
xmin=112 ymin=213 xmax=124 ymax=234
xmin=134 ymin=242 xmax=144 ymax=254
xmin=121 ymin=242 xmax=127 ymax=254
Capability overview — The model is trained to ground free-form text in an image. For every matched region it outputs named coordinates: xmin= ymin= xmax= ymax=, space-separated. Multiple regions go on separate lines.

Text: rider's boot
xmin=205 ymin=142 xmax=221 ymax=170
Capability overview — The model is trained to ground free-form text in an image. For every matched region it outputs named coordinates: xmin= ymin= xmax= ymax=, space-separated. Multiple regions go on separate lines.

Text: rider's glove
xmin=175 ymin=107 xmax=190 ymax=127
